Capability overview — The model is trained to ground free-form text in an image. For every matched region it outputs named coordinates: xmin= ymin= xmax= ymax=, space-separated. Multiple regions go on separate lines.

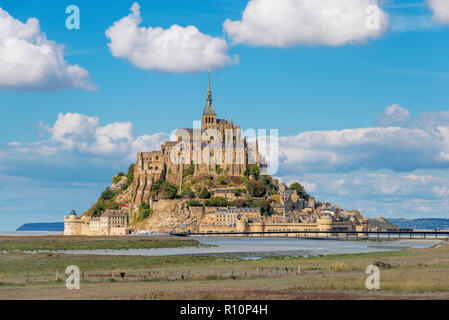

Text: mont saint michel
xmin=64 ymin=73 xmax=368 ymax=236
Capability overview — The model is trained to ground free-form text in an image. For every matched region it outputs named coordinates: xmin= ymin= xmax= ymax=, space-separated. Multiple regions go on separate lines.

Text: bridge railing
xmin=171 ymin=230 xmax=449 ymax=240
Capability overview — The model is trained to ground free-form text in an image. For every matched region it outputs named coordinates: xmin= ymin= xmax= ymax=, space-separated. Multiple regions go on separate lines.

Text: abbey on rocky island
xmin=64 ymin=72 xmax=367 ymax=236
xmin=132 ymin=71 xmax=265 ymax=206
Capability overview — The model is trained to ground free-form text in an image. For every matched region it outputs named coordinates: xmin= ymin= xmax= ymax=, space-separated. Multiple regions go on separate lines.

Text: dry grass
xmin=1 ymin=242 xmax=449 ymax=299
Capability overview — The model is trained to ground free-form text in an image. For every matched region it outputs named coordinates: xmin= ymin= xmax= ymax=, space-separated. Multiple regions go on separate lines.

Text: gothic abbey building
xmin=133 ymin=73 xmax=264 ymax=205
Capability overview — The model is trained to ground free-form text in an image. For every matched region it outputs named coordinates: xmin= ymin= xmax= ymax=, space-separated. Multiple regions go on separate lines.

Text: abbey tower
xmin=132 ymin=71 xmax=263 ymax=205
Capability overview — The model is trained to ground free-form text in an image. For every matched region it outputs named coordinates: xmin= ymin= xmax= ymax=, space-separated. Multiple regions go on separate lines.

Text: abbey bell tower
xmin=202 ymin=69 xmax=217 ymax=129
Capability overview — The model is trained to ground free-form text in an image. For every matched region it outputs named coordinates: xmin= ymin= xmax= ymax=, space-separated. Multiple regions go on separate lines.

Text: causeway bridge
xmin=171 ymin=230 xmax=449 ymax=240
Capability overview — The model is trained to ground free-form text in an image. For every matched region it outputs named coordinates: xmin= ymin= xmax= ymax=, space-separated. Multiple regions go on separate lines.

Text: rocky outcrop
xmin=110 ymin=176 xmax=128 ymax=191
xmin=141 ymin=199 xmax=204 ymax=233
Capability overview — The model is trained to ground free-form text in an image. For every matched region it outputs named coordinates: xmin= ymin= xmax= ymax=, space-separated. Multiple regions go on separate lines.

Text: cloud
xmin=377 ymin=104 xmax=410 ymax=126
xmin=105 ymin=2 xmax=238 ymax=73
xmin=267 ymin=105 xmax=449 ymax=175
xmin=428 ymin=0 xmax=449 ymax=24
xmin=40 ymin=112 xmax=169 ymax=159
xmin=0 ymin=113 xmax=169 ymax=186
xmin=0 ymin=7 xmax=96 ymax=91
xmin=280 ymin=172 xmax=449 ymax=218
xmin=223 ymin=0 xmax=389 ymax=47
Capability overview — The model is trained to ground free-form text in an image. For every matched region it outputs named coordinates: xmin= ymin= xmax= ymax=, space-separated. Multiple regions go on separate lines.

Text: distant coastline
xmin=389 ymin=218 xmax=449 ymax=230
xmin=16 ymin=222 xmax=63 ymax=232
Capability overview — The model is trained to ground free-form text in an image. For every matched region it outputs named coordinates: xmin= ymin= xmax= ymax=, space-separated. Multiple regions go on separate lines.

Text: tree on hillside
xmin=289 ymin=182 xmax=309 ymax=199
xmin=161 ymin=182 xmax=178 ymax=199
xmin=246 ymin=180 xmax=267 ymax=198
xmin=233 ymin=198 xmax=246 ymax=207
xmin=244 ymin=164 xmax=260 ymax=178
xmin=138 ymin=203 xmax=153 ymax=220
xmin=183 ymin=162 xmax=195 ymax=178
xmin=181 ymin=186 xmax=196 ymax=199
xmin=205 ymin=197 xmax=232 ymax=207
xmin=127 ymin=164 xmax=135 ymax=183
xmin=199 ymin=187 xmax=211 ymax=199
xmin=100 ymin=187 xmax=114 ymax=200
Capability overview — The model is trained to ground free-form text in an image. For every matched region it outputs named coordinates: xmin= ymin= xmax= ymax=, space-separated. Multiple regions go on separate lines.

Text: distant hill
xmin=368 ymin=217 xmax=399 ymax=230
xmin=389 ymin=218 xmax=449 ymax=230
xmin=16 ymin=222 xmax=64 ymax=232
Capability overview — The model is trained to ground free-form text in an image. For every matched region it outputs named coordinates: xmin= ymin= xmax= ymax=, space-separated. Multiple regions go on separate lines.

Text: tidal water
xmin=0 ymin=231 xmax=61 ymax=236
xmin=55 ymin=237 xmax=439 ymax=258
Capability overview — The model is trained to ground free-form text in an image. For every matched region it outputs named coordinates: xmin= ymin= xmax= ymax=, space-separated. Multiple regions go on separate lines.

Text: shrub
xmin=127 ymin=164 xmax=135 ymax=184
xmin=183 ymin=162 xmax=195 ymax=178
xmin=187 ymin=199 xmax=202 ymax=207
xmin=258 ymin=175 xmax=272 ymax=186
xmin=117 ymin=171 xmax=125 ymax=177
xmin=246 ymin=180 xmax=267 ymax=198
xmin=219 ymin=176 xmax=228 ymax=185
xmin=100 ymin=187 xmax=114 ymax=200
xmin=181 ymin=187 xmax=196 ymax=199
xmin=151 ymin=180 xmax=179 ymax=199
xmin=150 ymin=179 xmax=165 ymax=193
xmin=245 ymin=198 xmax=271 ymax=215
xmin=205 ymin=197 xmax=232 ymax=207
xmin=233 ymin=198 xmax=246 ymax=208
xmin=139 ymin=203 xmax=153 ymax=221
xmin=112 ymin=176 xmax=122 ymax=184
xmin=162 ymin=182 xmax=178 ymax=199
xmin=245 ymin=164 xmax=260 ymax=178
xmin=199 ymin=187 xmax=211 ymax=199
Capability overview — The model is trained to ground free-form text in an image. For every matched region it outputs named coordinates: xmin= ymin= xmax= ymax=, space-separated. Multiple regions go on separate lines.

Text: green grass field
xmin=1 ymin=239 xmax=449 ymax=299
xmin=0 ymin=235 xmax=199 ymax=251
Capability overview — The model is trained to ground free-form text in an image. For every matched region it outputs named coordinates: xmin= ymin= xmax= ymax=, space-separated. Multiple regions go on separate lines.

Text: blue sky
xmin=1 ymin=0 xmax=449 ymax=229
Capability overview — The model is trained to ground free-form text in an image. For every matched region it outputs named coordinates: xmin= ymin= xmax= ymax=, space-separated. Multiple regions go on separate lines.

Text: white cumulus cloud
xmin=377 ymin=104 xmax=410 ymax=126
xmin=271 ymin=105 xmax=449 ymax=175
xmin=0 ymin=7 xmax=96 ymax=91
xmin=428 ymin=0 xmax=449 ymax=24
xmin=223 ymin=0 xmax=390 ymax=47
xmin=105 ymin=2 xmax=238 ymax=73
xmin=39 ymin=112 xmax=169 ymax=158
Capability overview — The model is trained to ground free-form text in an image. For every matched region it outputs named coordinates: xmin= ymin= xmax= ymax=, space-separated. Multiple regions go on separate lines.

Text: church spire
xmin=207 ymin=68 xmax=212 ymax=103
xmin=203 ymin=68 xmax=216 ymax=117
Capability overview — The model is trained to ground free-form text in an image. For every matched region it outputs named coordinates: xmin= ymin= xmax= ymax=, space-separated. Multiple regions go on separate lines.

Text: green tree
xmin=254 ymin=199 xmax=271 ymax=215
xmin=219 ymin=176 xmax=228 ymax=185
xmin=199 ymin=187 xmax=211 ymax=199
xmin=150 ymin=179 xmax=165 ymax=193
xmin=162 ymin=182 xmax=179 ymax=199
xmin=100 ymin=187 xmax=114 ymax=200
xmin=183 ymin=162 xmax=195 ymax=178
xmin=181 ymin=186 xmax=196 ymax=199
xmin=138 ymin=203 xmax=153 ymax=221
xmin=289 ymin=182 xmax=309 ymax=199
xmin=233 ymin=198 xmax=246 ymax=207
xmin=246 ymin=180 xmax=267 ymax=198
xmin=187 ymin=199 xmax=203 ymax=207
xmin=112 ymin=176 xmax=122 ymax=184
xmin=205 ymin=197 xmax=232 ymax=207
xmin=127 ymin=164 xmax=135 ymax=183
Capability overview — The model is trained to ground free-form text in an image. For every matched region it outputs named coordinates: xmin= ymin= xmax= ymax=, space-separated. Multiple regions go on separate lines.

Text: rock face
xmin=110 ymin=176 xmax=128 ymax=191
xmin=141 ymin=199 xmax=204 ymax=233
